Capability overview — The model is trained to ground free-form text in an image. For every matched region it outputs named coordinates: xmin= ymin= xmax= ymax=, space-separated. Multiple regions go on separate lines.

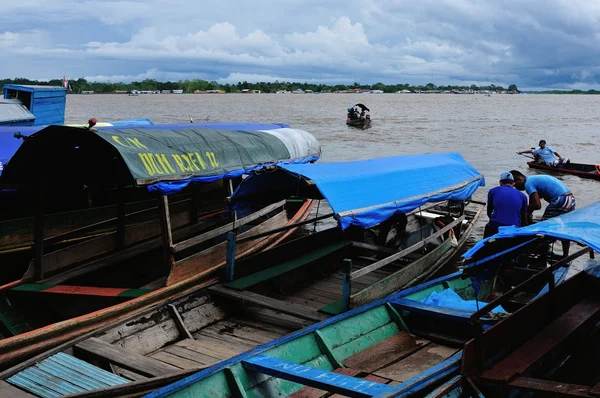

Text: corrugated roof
xmin=7 ymin=352 xmax=129 ymax=397
xmin=0 ymin=99 xmax=35 ymax=124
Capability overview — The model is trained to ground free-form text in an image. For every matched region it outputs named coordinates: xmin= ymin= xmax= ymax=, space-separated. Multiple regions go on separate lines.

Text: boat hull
xmin=527 ymin=161 xmax=600 ymax=180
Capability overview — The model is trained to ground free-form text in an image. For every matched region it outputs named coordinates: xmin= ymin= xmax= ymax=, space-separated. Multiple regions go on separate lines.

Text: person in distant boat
xmin=517 ymin=140 xmax=570 ymax=167
xmin=484 ymin=172 xmax=528 ymax=238
xmin=510 ymin=170 xmax=575 ymax=256
xmin=347 ymin=104 xmax=370 ymax=120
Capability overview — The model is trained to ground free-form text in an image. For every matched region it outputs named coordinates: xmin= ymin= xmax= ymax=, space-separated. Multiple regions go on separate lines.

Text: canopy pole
xmin=342 ymin=259 xmax=353 ymax=312
xmin=158 ymin=195 xmax=175 ymax=270
xmin=117 ymin=184 xmax=126 ymax=249
xmin=191 ymin=185 xmax=200 ymax=224
xmin=225 ymin=231 xmax=237 ymax=282
xmin=228 ymin=179 xmax=237 ymax=222
xmin=33 ymin=183 xmax=45 ymax=280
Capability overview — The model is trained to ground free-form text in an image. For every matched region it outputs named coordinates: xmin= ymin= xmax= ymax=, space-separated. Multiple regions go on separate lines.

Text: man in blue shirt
xmin=484 ymin=172 xmax=528 ymax=238
xmin=510 ymin=170 xmax=576 ymax=255
xmin=518 ymin=140 xmax=569 ymax=167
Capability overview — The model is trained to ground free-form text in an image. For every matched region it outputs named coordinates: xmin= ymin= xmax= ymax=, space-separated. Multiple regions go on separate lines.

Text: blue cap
xmin=500 ymin=171 xmax=514 ymax=181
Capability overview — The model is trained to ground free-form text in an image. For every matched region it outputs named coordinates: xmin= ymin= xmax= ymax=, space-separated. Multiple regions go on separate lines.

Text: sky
xmin=2 ymin=0 xmax=600 ymax=90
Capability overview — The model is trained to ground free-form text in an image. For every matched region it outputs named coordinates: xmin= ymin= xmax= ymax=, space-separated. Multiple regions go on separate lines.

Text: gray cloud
xmin=2 ymin=0 xmax=600 ymax=89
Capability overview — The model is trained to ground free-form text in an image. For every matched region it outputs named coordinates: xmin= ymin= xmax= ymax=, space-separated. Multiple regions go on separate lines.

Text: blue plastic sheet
xmin=98 ymin=122 xmax=290 ymax=131
xmin=231 ymin=152 xmax=484 ymax=230
xmin=463 ymin=201 xmax=600 ymax=259
xmin=421 ymin=288 xmax=506 ymax=313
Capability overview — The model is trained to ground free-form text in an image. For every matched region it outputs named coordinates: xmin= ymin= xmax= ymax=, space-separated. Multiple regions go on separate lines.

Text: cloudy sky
xmin=1 ymin=0 xmax=599 ymax=89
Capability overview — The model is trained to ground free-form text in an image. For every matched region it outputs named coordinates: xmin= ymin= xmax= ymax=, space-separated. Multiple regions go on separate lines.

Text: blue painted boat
xmin=1 ymin=201 xmax=595 ymax=398
xmin=137 ymin=204 xmax=600 ymax=398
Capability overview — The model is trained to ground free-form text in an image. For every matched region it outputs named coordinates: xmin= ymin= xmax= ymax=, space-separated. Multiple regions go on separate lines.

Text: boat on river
xmin=0 ymin=122 xmax=321 ymax=368
xmin=527 ymin=160 xmax=600 ymax=181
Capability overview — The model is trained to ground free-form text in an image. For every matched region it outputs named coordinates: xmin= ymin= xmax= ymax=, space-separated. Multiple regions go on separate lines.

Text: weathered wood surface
xmin=176 ymin=338 xmax=252 ymax=361
xmin=374 ymin=344 xmax=458 ymax=382
xmin=0 ymin=380 xmax=35 ymax=397
xmin=509 ymin=377 xmax=592 ymax=397
xmin=75 ymin=338 xmax=179 ymax=377
xmin=342 ymin=331 xmax=430 ymax=373
xmin=209 ymin=285 xmax=327 ymax=322
xmin=167 ymin=210 xmax=288 ymax=286
xmin=482 ymin=295 xmax=600 ymax=382
xmin=350 ymin=238 xmax=453 ymax=308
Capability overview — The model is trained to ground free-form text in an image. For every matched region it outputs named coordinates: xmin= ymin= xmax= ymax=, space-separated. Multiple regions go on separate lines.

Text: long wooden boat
xmin=346 ymin=117 xmax=371 ymax=128
xmin=527 ymin=160 xmax=600 ymax=181
xmin=0 ymin=231 xmax=566 ymax=398
xmin=0 ymin=123 xmax=321 ymax=368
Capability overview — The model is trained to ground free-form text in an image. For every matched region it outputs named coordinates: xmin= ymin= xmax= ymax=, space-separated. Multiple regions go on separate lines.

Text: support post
xmin=117 ymin=184 xmax=126 ymax=249
xmin=342 ymin=259 xmax=352 ymax=312
xmin=33 ymin=184 xmax=45 ymax=280
xmin=225 ymin=231 xmax=237 ymax=282
xmin=228 ymin=179 xmax=237 ymax=222
xmin=158 ymin=195 xmax=175 ymax=270
xmin=191 ymin=185 xmax=200 ymax=224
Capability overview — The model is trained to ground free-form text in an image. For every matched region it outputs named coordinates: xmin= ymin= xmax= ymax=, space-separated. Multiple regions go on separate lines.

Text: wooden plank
xmin=0 ymin=381 xmax=35 ymax=397
xmin=162 ymin=345 xmax=221 ymax=366
xmin=167 ymin=210 xmax=288 ymax=286
xmin=351 ymin=238 xmax=453 ymax=308
xmin=509 ymin=377 xmax=591 ymax=397
xmin=75 ymin=337 xmax=179 ymax=377
xmin=168 ymin=304 xmax=194 ymax=340
xmin=172 ymin=199 xmax=286 ymax=253
xmin=351 ymin=216 xmax=463 ymax=280
xmin=176 ymin=337 xmax=251 ymax=360
xmin=351 ymin=242 xmax=396 ymax=255
xmin=482 ymin=295 xmax=600 ymax=382
xmin=149 ymin=351 xmax=204 ymax=370
xmin=329 ymin=374 xmax=391 ymax=398
xmin=223 ymin=241 xmax=351 ymax=290
xmin=243 ymin=355 xmax=396 ymax=398
xmin=199 ymin=320 xmax=280 ymax=345
xmin=343 ymin=331 xmax=430 ymax=373
xmin=209 ymin=285 xmax=327 ymax=323
xmin=374 ymin=344 xmax=458 ymax=382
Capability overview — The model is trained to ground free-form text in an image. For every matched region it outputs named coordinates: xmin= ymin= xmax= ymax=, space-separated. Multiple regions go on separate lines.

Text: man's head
xmin=539 ymin=139 xmax=546 ymax=149
xmin=510 ymin=170 xmax=526 ymax=190
xmin=499 ymin=171 xmax=515 ymax=186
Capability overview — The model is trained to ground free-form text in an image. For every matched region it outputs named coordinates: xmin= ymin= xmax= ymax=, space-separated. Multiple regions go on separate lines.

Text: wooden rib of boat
xmin=527 ymin=160 xmax=600 ymax=180
xmin=0 ymin=123 xmax=321 ymax=368
xmin=0 ymin=231 xmax=569 ymax=398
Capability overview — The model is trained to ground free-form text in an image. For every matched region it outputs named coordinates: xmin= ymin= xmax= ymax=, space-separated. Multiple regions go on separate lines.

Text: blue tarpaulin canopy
xmin=463 ymin=201 xmax=600 ymax=259
xmin=230 ymin=153 xmax=485 ymax=230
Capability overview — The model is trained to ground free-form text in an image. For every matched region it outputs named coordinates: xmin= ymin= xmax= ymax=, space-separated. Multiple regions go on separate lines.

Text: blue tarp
xmin=421 ymin=289 xmax=507 ymax=313
xmin=97 ymin=122 xmax=290 ymax=131
xmin=463 ymin=201 xmax=600 ymax=259
xmin=231 ymin=152 xmax=485 ymax=230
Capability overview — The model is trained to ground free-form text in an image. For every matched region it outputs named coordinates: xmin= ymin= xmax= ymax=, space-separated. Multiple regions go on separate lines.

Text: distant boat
xmin=172 ymin=89 xmax=183 ymax=94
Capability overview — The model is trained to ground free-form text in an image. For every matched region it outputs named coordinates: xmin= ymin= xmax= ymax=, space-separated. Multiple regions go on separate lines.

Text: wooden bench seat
xmin=289 ymin=368 xmax=390 ymax=398
xmin=482 ymin=295 xmax=600 ymax=383
xmin=224 ymin=241 xmax=351 ymax=290
xmin=242 ymin=354 xmax=397 ymax=397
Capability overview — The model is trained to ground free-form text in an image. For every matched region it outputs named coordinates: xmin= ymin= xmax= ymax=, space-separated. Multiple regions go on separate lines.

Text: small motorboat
xmin=527 ymin=160 xmax=600 ymax=181
xmin=346 ymin=103 xmax=371 ymax=128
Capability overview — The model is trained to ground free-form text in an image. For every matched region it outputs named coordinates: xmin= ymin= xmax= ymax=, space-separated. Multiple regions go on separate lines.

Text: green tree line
xmin=0 ymin=77 xmax=527 ymax=94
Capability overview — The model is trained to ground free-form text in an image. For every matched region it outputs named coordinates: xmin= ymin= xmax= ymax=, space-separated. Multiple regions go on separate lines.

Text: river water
xmin=66 ymin=93 xmax=600 ymax=270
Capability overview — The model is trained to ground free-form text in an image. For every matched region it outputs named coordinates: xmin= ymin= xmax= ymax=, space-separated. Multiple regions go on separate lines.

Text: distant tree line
xmin=0 ymin=77 xmax=532 ymax=94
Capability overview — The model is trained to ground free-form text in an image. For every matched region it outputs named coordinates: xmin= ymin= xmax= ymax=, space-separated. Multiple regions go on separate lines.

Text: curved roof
xmin=1 ymin=124 xmax=321 ymax=194
xmin=230 ymin=152 xmax=485 ymax=230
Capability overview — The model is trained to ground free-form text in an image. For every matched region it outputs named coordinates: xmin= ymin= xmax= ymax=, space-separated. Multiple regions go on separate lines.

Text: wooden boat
xmin=0 ymin=123 xmax=321 ymax=368
xmin=346 ymin=116 xmax=371 ymax=128
xmin=142 ymin=205 xmax=600 ymax=398
xmin=0 ymin=236 xmax=562 ymax=398
xmin=527 ymin=160 xmax=600 ymax=181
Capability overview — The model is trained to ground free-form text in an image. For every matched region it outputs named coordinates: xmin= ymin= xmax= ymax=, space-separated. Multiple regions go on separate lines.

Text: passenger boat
xmin=4 ymin=196 xmax=593 ymax=398
xmin=0 ymin=122 xmax=315 ymax=270
xmin=140 ymin=204 xmax=598 ymax=398
xmin=0 ymin=123 xmax=321 ymax=368
xmin=346 ymin=117 xmax=371 ymax=128
xmin=527 ymin=160 xmax=600 ymax=181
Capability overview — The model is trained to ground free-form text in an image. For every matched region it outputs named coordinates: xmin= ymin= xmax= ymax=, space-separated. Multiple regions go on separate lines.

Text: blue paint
xmin=8 ymin=352 xmax=128 ymax=397
xmin=391 ymin=298 xmax=496 ymax=325
xmin=144 ymin=271 xmax=462 ymax=398
xmin=242 ymin=354 xmax=396 ymax=398
xmin=3 ymin=84 xmax=66 ymax=126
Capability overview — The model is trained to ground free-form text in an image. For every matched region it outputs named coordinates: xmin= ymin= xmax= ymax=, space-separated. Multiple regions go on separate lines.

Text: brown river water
xmin=66 ymin=93 xmax=600 ymax=271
